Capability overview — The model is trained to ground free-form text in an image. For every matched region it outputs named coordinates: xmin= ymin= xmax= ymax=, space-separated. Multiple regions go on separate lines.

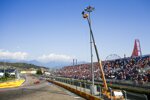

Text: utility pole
xmin=82 ymin=6 xmax=96 ymax=95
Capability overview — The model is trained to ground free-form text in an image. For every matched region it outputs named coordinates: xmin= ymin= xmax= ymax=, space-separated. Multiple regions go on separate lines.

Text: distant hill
xmin=29 ymin=60 xmax=73 ymax=68
xmin=0 ymin=62 xmax=47 ymax=70
xmin=27 ymin=60 xmax=88 ymax=68
xmin=0 ymin=59 xmax=88 ymax=69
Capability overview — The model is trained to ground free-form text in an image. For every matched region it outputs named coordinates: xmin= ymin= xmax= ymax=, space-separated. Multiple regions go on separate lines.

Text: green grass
xmin=0 ymin=77 xmax=15 ymax=83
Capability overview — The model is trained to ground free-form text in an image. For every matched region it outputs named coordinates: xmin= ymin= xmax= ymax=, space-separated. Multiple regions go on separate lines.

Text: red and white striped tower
xmin=131 ymin=39 xmax=142 ymax=57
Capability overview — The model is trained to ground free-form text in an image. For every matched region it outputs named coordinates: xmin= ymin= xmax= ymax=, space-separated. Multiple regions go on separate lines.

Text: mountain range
xmin=0 ymin=59 xmax=87 ymax=69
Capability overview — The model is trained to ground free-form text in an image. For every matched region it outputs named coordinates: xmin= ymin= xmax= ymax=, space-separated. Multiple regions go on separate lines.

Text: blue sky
xmin=0 ymin=0 xmax=150 ymax=63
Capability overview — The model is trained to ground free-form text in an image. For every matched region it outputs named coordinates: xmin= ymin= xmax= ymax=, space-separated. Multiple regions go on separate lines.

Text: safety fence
xmin=48 ymin=77 xmax=149 ymax=100
xmin=47 ymin=79 xmax=102 ymax=100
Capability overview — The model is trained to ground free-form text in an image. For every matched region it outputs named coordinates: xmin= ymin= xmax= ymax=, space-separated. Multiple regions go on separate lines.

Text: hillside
xmin=0 ymin=62 xmax=47 ymax=70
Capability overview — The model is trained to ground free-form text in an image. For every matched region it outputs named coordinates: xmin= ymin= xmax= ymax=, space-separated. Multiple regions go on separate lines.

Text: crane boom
xmin=87 ymin=17 xmax=108 ymax=91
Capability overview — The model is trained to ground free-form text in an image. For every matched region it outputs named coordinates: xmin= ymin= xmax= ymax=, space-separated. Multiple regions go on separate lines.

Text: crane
xmin=82 ymin=6 xmax=125 ymax=100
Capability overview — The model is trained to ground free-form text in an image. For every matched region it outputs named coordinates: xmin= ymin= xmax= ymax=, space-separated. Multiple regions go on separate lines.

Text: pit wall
xmin=47 ymin=79 xmax=102 ymax=100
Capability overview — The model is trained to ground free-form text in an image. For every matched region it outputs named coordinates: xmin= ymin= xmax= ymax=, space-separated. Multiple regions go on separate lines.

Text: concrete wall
xmin=47 ymin=79 xmax=102 ymax=100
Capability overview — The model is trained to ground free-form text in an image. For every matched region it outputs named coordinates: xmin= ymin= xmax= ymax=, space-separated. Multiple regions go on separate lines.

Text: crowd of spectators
xmin=55 ymin=55 xmax=150 ymax=85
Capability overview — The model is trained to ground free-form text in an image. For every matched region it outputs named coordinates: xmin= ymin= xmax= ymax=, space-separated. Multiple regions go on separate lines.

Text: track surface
xmin=0 ymin=75 xmax=148 ymax=100
xmin=0 ymin=75 xmax=85 ymax=100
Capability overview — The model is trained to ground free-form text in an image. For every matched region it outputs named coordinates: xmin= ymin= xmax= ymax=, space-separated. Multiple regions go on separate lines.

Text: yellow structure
xmin=0 ymin=79 xmax=25 ymax=88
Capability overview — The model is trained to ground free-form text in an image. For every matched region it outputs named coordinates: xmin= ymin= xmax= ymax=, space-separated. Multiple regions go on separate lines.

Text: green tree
xmin=36 ymin=69 xmax=43 ymax=75
xmin=4 ymin=72 xmax=10 ymax=78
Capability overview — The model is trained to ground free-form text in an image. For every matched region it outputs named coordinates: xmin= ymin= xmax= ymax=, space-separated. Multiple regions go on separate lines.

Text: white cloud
xmin=37 ymin=53 xmax=73 ymax=63
xmin=0 ymin=50 xmax=28 ymax=60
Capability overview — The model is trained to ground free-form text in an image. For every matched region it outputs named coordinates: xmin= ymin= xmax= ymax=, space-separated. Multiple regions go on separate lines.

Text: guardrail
xmin=47 ymin=79 xmax=102 ymax=100
xmin=51 ymin=76 xmax=150 ymax=100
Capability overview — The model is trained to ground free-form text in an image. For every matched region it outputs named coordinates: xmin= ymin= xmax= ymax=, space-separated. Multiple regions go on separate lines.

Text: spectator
xmin=54 ymin=55 xmax=150 ymax=84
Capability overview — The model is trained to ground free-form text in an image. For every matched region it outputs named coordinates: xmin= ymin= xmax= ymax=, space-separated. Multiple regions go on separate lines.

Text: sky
xmin=0 ymin=0 xmax=150 ymax=63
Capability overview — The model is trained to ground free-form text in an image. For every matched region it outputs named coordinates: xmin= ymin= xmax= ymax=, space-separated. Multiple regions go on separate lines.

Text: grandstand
xmin=54 ymin=39 xmax=150 ymax=87
xmin=51 ymin=39 xmax=150 ymax=100
xmin=55 ymin=55 xmax=150 ymax=84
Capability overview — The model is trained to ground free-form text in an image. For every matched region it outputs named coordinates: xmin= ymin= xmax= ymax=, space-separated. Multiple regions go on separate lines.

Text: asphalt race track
xmin=0 ymin=75 xmax=85 ymax=100
xmin=0 ymin=74 xmax=148 ymax=100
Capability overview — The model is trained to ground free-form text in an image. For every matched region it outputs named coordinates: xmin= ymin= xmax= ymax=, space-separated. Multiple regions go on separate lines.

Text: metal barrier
xmin=52 ymin=77 xmax=149 ymax=100
xmin=47 ymin=79 xmax=102 ymax=100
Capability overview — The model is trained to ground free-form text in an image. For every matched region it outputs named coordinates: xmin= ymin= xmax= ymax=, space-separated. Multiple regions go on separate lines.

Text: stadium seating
xmin=55 ymin=55 xmax=150 ymax=84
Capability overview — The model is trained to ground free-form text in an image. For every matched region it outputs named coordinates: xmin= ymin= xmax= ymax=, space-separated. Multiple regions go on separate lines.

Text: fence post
xmin=123 ymin=90 xmax=127 ymax=100
xmin=99 ymin=86 xmax=102 ymax=98
xmin=76 ymin=81 xmax=77 ymax=90
xmin=144 ymin=94 xmax=148 ymax=100
xmin=84 ymin=82 xmax=86 ymax=92
xmin=79 ymin=82 xmax=82 ymax=91
xmin=110 ymin=88 xmax=112 ymax=100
